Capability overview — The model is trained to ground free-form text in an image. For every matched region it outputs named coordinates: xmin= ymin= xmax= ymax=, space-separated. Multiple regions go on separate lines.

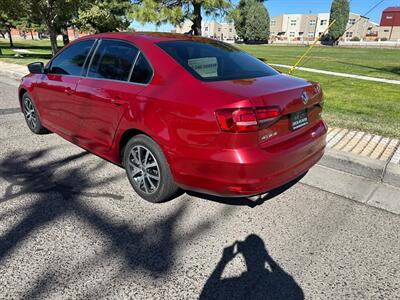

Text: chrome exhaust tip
xmin=248 ymin=195 xmax=261 ymax=202
xmin=248 ymin=192 xmax=269 ymax=202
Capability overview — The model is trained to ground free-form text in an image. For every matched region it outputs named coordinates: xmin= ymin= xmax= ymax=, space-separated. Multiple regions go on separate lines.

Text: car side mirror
xmin=27 ymin=62 xmax=44 ymax=74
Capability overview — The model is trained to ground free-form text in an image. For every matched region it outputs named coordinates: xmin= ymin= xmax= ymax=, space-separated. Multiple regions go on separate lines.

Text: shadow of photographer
xmin=200 ymin=234 xmax=304 ymax=300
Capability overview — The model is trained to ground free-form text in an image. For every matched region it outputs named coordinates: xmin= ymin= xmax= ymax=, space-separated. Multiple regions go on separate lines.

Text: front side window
xmin=49 ymin=40 xmax=95 ymax=76
xmin=88 ymin=40 xmax=139 ymax=81
xmin=157 ymin=40 xmax=278 ymax=82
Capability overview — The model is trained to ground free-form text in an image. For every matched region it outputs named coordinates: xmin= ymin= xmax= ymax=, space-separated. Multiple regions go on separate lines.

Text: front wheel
xmin=123 ymin=134 xmax=179 ymax=203
xmin=22 ymin=93 xmax=49 ymax=134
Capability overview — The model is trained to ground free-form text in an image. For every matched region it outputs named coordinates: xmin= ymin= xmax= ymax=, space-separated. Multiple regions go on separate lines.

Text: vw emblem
xmin=301 ymin=91 xmax=309 ymax=104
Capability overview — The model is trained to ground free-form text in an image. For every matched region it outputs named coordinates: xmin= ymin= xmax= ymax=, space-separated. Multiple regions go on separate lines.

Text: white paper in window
xmin=188 ymin=57 xmax=218 ymax=78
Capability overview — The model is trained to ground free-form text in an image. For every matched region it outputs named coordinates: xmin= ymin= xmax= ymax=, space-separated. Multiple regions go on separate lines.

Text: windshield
xmin=157 ymin=40 xmax=279 ymax=82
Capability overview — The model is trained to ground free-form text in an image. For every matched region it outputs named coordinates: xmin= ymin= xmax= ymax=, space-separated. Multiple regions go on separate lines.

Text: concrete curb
xmin=383 ymin=163 xmax=400 ymax=188
xmin=302 ymin=165 xmax=400 ymax=215
xmin=320 ymin=148 xmax=400 ymax=189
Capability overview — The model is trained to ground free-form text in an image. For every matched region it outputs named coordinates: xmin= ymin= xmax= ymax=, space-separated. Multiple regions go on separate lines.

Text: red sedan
xmin=19 ymin=32 xmax=327 ymax=203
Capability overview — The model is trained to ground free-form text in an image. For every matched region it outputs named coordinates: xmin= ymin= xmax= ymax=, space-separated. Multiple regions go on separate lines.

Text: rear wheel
xmin=123 ymin=134 xmax=178 ymax=203
xmin=22 ymin=93 xmax=49 ymax=134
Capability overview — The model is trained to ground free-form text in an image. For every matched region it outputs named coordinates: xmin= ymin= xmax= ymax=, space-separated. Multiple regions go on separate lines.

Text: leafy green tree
xmin=233 ymin=0 xmax=269 ymax=43
xmin=327 ymin=0 xmax=350 ymax=42
xmin=0 ymin=0 xmax=27 ymax=47
xmin=75 ymin=0 xmax=131 ymax=34
xmin=131 ymin=0 xmax=232 ymax=36
xmin=23 ymin=0 xmax=82 ymax=55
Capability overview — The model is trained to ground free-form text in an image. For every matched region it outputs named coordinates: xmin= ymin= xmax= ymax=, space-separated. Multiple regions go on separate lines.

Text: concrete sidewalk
xmin=270 ymin=63 xmax=400 ymax=85
xmin=323 ymin=127 xmax=400 ymax=189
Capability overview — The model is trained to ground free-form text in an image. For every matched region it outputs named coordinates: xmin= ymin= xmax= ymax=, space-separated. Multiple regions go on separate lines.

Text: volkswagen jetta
xmin=19 ymin=32 xmax=327 ymax=203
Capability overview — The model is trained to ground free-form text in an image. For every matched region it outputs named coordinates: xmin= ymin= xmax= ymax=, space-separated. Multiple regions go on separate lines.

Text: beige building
xmin=270 ymin=12 xmax=378 ymax=41
xmin=378 ymin=26 xmax=400 ymax=40
xmin=175 ymin=20 xmax=237 ymax=42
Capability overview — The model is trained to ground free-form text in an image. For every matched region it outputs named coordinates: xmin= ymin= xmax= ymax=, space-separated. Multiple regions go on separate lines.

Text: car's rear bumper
xmin=172 ymin=120 xmax=327 ymax=197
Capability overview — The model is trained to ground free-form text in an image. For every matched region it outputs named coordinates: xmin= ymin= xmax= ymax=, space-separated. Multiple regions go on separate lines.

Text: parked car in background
xmin=19 ymin=32 xmax=327 ymax=203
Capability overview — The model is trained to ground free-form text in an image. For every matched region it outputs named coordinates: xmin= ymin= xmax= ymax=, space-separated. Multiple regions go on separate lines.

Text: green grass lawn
xmin=237 ymin=44 xmax=400 ymax=81
xmin=0 ymin=38 xmax=59 ymax=65
xmin=1 ymin=39 xmax=399 ymax=138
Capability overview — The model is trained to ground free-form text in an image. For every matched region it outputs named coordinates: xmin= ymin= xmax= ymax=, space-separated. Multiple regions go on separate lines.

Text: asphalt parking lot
xmin=0 ymin=75 xmax=399 ymax=299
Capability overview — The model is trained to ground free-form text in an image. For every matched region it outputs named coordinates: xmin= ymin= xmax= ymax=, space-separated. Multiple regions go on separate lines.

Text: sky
xmin=131 ymin=0 xmax=400 ymax=32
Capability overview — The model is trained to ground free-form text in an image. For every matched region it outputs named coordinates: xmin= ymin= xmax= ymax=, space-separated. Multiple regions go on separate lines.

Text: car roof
xmin=80 ymin=32 xmax=214 ymax=44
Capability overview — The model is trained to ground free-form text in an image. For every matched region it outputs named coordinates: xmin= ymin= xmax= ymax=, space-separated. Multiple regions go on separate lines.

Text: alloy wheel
xmin=24 ymin=97 xmax=37 ymax=130
xmin=128 ymin=145 xmax=160 ymax=194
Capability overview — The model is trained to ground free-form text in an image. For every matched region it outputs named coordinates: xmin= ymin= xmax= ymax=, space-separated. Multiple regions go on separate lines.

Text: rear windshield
xmin=157 ymin=40 xmax=278 ymax=82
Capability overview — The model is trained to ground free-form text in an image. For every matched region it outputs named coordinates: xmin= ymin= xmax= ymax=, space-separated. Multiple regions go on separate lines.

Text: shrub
xmin=350 ymin=36 xmax=360 ymax=41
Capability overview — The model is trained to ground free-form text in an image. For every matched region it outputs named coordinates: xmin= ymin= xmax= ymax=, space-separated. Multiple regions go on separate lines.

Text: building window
xmin=289 ymin=32 xmax=295 ymax=37
xmin=345 ymin=32 xmax=353 ymax=38
xmin=348 ymin=19 xmax=356 ymax=25
xmin=320 ymin=20 xmax=327 ymax=26
xmin=309 ymin=20 xmax=316 ymax=26
xmin=386 ymin=16 xmax=393 ymax=19
xmin=290 ymin=20 xmax=297 ymax=26
xmin=308 ymin=32 xmax=314 ymax=37
xmin=218 ymin=28 xmax=221 ymax=32
xmin=205 ymin=27 xmax=208 ymax=31
xmin=271 ymin=20 xmax=276 ymax=26
xmin=229 ymin=28 xmax=232 ymax=32
xmin=384 ymin=30 xmax=390 ymax=33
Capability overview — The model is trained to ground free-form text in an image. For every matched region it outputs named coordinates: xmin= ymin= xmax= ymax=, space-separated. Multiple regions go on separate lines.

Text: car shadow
xmin=200 ymin=234 xmax=304 ymax=300
xmin=186 ymin=172 xmax=307 ymax=208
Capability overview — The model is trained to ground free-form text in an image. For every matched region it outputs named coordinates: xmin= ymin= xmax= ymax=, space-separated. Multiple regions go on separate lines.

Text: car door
xmin=35 ymin=39 xmax=96 ymax=136
xmin=74 ymin=39 xmax=153 ymax=153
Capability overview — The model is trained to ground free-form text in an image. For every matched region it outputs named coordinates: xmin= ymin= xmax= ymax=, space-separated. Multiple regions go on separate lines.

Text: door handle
xmin=111 ymin=97 xmax=125 ymax=106
xmin=65 ymin=87 xmax=74 ymax=95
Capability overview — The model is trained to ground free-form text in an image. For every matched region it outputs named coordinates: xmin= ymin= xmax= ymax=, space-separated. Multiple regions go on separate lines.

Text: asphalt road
xmin=0 ymin=75 xmax=399 ymax=299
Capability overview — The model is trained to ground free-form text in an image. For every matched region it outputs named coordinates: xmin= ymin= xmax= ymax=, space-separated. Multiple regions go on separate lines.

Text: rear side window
xmin=49 ymin=40 xmax=95 ymax=76
xmin=88 ymin=40 xmax=139 ymax=81
xmin=157 ymin=40 xmax=278 ymax=81
xmin=130 ymin=53 xmax=153 ymax=84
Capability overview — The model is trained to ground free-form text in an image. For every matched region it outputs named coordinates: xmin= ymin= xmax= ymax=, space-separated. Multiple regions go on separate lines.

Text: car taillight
xmin=216 ymin=107 xmax=281 ymax=133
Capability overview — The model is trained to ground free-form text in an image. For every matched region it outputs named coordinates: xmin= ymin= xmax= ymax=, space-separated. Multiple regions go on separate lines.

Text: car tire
xmin=123 ymin=134 xmax=179 ymax=203
xmin=22 ymin=93 xmax=49 ymax=134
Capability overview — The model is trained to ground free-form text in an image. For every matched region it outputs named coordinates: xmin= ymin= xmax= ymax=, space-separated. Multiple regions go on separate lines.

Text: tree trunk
xmin=7 ymin=29 xmax=14 ymax=48
xmin=30 ymin=30 xmax=34 ymax=40
xmin=61 ymin=26 xmax=70 ymax=45
xmin=49 ymin=28 xmax=59 ymax=56
xmin=0 ymin=31 xmax=5 ymax=39
xmin=191 ymin=2 xmax=202 ymax=36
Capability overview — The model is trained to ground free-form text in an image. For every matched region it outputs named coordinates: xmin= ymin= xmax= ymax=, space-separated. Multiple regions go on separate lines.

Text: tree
xmin=15 ymin=17 xmax=43 ymax=40
xmin=327 ymin=0 xmax=350 ymax=43
xmin=25 ymin=0 xmax=86 ymax=54
xmin=131 ymin=0 xmax=232 ymax=36
xmin=75 ymin=0 xmax=131 ymax=34
xmin=0 ymin=0 xmax=27 ymax=47
xmin=233 ymin=0 xmax=269 ymax=43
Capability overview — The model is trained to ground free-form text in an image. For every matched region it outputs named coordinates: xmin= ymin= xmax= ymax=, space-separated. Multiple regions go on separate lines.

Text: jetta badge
xmin=301 ymin=91 xmax=309 ymax=104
